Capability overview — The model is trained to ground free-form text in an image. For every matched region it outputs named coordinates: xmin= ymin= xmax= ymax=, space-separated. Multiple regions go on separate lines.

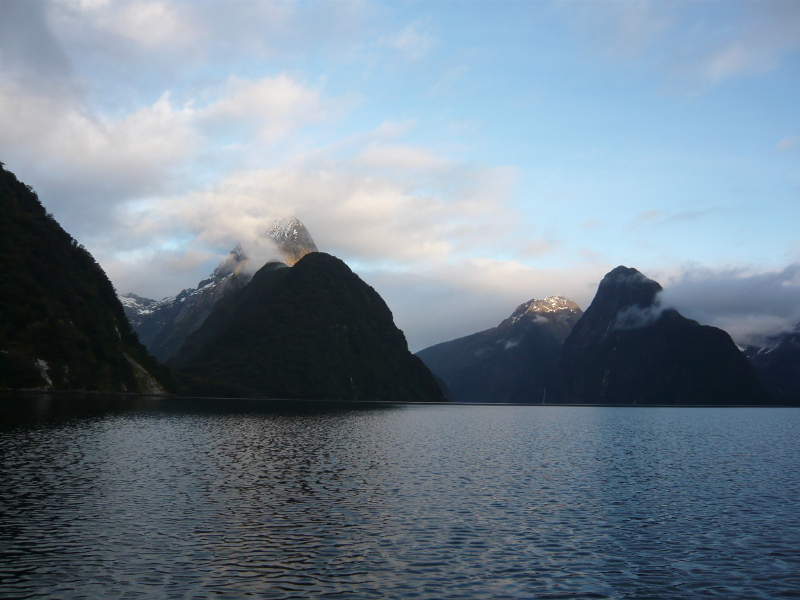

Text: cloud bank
xmin=660 ymin=264 xmax=800 ymax=345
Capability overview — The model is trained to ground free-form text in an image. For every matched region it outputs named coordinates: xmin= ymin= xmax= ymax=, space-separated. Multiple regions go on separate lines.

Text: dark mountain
xmin=120 ymin=217 xmax=318 ymax=363
xmin=417 ymin=296 xmax=583 ymax=403
xmin=553 ymin=266 xmax=766 ymax=405
xmin=0 ymin=163 xmax=166 ymax=393
xmin=743 ymin=325 xmax=800 ymax=403
xmin=170 ymin=252 xmax=446 ymax=402
xmin=120 ymin=247 xmax=252 ymax=362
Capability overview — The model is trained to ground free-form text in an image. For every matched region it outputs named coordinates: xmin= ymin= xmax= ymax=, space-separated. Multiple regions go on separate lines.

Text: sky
xmin=1 ymin=0 xmax=799 ymax=352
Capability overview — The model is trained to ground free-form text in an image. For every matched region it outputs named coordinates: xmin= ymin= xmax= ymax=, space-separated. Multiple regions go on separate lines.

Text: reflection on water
xmin=1 ymin=394 xmax=798 ymax=599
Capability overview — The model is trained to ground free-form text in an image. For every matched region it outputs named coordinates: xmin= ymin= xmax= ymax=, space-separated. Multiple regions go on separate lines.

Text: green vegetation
xmin=171 ymin=253 xmax=446 ymax=402
xmin=0 ymin=163 xmax=167 ymax=392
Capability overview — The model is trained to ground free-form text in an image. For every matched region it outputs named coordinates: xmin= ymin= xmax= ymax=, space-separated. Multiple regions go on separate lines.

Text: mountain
xmin=553 ymin=266 xmax=766 ymax=405
xmin=265 ymin=216 xmax=319 ymax=265
xmin=120 ymin=217 xmax=317 ymax=362
xmin=170 ymin=252 xmax=446 ymax=402
xmin=417 ymin=296 xmax=583 ymax=403
xmin=0 ymin=163 xmax=166 ymax=393
xmin=743 ymin=325 xmax=800 ymax=403
xmin=120 ymin=247 xmax=252 ymax=362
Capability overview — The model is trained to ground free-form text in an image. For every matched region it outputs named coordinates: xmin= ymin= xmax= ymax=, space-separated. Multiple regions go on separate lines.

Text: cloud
xmin=516 ymin=239 xmax=553 ymax=260
xmin=199 ymin=75 xmax=329 ymax=141
xmin=634 ymin=209 xmax=664 ymax=226
xmin=361 ymin=259 xmax=604 ymax=352
xmin=566 ymin=0 xmax=800 ymax=90
xmin=581 ymin=218 xmax=601 ymax=231
xmin=0 ymin=0 xmax=73 ymax=86
xmin=776 ymin=136 xmax=798 ymax=153
xmin=682 ymin=2 xmax=800 ymax=88
xmin=388 ymin=22 xmax=437 ymax=61
xmin=357 ymin=143 xmax=453 ymax=171
xmin=69 ymin=0 xmax=196 ymax=49
xmin=0 ymin=65 xmax=338 ymax=237
xmin=633 ymin=208 xmax=713 ymax=227
xmin=117 ymin=150 xmax=518 ymax=268
xmin=659 ymin=263 xmax=800 ymax=344
xmin=564 ymin=0 xmax=672 ymax=60
xmin=612 ymin=304 xmax=665 ymax=331
xmin=0 ymin=83 xmax=198 ymax=228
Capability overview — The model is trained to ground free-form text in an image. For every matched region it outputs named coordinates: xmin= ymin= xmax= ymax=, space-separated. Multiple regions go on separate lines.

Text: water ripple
xmin=1 ymin=397 xmax=799 ymax=599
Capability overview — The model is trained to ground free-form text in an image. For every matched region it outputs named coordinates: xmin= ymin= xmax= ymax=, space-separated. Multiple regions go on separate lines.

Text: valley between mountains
xmin=2 ymin=163 xmax=798 ymax=404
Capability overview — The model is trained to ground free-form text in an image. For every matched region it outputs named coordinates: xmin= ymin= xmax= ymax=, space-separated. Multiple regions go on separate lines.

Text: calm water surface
xmin=1 ymin=395 xmax=798 ymax=599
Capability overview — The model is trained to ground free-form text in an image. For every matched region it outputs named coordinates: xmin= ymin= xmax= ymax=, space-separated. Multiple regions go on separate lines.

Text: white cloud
xmin=0 ymin=65 xmax=340 ymax=238
xmin=388 ymin=22 xmax=437 ymax=61
xmin=94 ymin=1 xmax=194 ymax=48
xmin=119 ymin=150 xmax=518 ymax=267
xmin=357 ymin=143 xmax=453 ymax=171
xmin=199 ymin=75 xmax=328 ymax=141
xmin=0 ymin=81 xmax=197 ymax=225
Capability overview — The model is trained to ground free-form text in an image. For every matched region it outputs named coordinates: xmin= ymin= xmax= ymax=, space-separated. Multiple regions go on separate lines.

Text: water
xmin=1 ymin=395 xmax=798 ymax=599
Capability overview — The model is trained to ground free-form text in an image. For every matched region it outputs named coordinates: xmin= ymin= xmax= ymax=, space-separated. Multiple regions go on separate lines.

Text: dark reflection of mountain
xmin=170 ymin=253 xmax=446 ymax=402
xmin=0 ymin=164 xmax=166 ymax=393
xmin=417 ymin=297 xmax=583 ymax=403
xmin=120 ymin=217 xmax=318 ymax=363
xmin=553 ymin=266 xmax=766 ymax=405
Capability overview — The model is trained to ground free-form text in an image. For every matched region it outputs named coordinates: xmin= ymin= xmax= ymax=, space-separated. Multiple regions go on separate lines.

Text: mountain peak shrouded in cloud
xmin=265 ymin=216 xmax=318 ymax=265
xmin=657 ymin=263 xmax=800 ymax=347
xmin=121 ymin=216 xmax=318 ymax=362
xmin=554 ymin=266 xmax=766 ymax=405
xmin=171 ymin=252 xmax=446 ymax=402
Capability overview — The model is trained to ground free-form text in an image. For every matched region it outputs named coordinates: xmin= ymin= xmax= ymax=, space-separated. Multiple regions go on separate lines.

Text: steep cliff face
xmin=120 ymin=217 xmax=318 ymax=362
xmin=417 ymin=296 xmax=583 ymax=403
xmin=171 ymin=253 xmax=445 ymax=402
xmin=0 ymin=164 xmax=166 ymax=393
xmin=553 ymin=266 xmax=765 ymax=405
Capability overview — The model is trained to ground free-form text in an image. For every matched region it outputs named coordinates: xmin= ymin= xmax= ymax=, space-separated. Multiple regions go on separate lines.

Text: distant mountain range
xmin=3 ymin=162 xmax=795 ymax=404
xmin=417 ymin=296 xmax=582 ymax=403
xmin=420 ymin=266 xmax=792 ymax=405
xmin=120 ymin=217 xmax=317 ymax=362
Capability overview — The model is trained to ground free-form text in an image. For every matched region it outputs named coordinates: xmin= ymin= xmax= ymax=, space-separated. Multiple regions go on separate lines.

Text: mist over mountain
xmin=121 ymin=217 xmax=317 ymax=362
xmin=554 ymin=266 xmax=766 ymax=405
xmin=171 ymin=252 xmax=445 ymax=402
xmin=743 ymin=324 xmax=800 ymax=403
xmin=0 ymin=164 xmax=166 ymax=393
xmin=417 ymin=296 xmax=582 ymax=403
